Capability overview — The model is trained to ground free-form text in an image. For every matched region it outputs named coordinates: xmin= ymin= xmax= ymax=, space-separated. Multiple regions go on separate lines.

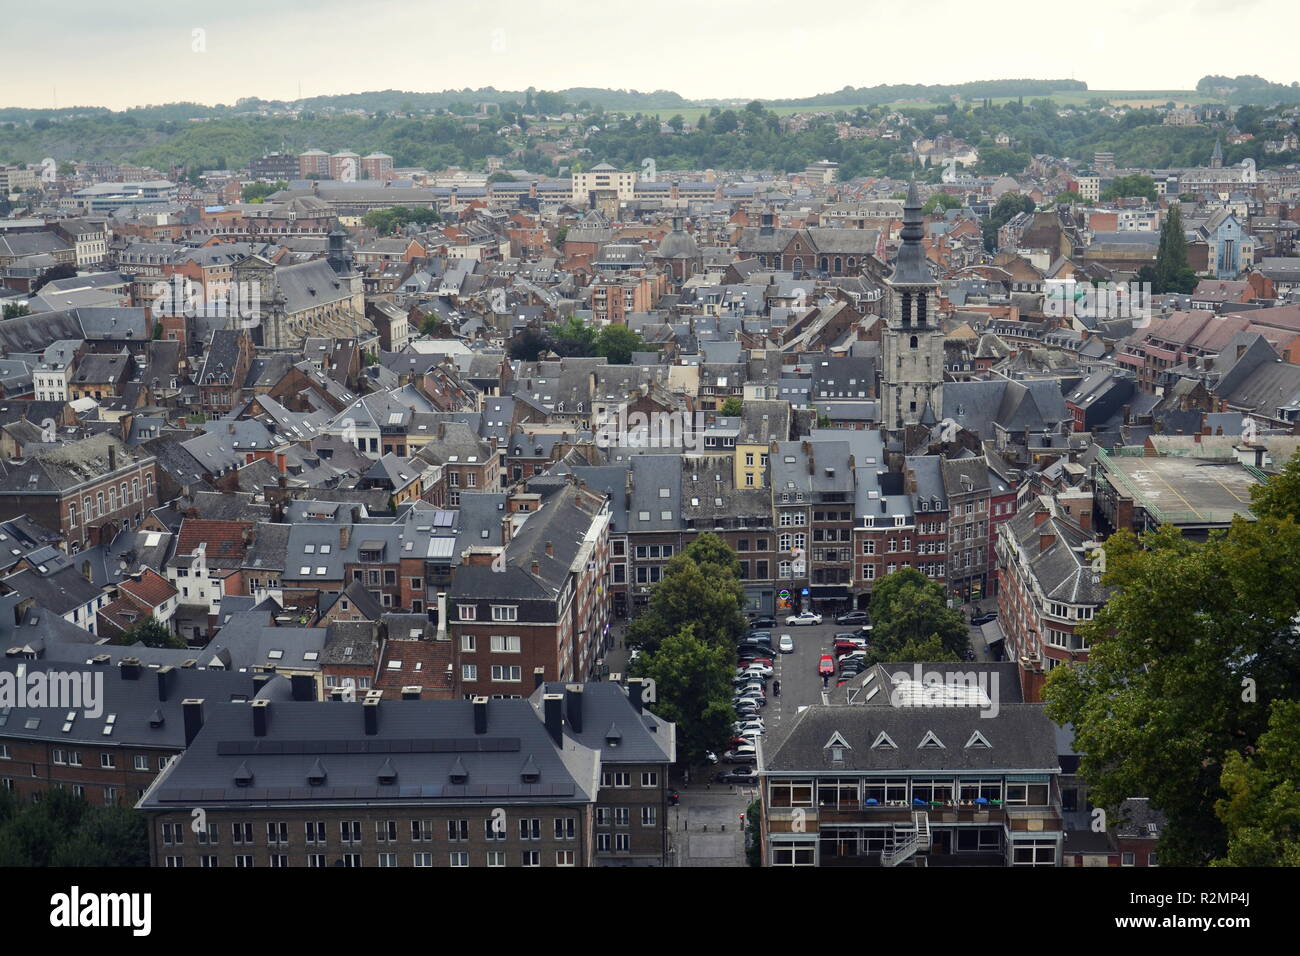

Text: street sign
xmin=778 ymin=589 xmax=790 ymax=600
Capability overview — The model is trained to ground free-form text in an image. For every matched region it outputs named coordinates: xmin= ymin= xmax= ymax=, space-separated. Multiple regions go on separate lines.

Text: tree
xmin=922 ymin=193 xmax=961 ymax=214
xmin=1213 ymin=699 xmax=1300 ymax=866
xmin=627 ymin=544 xmax=747 ymax=655
xmin=548 ymin=315 xmax=598 ymax=356
xmin=721 ymin=397 xmax=743 ymax=417
xmin=1052 ymin=190 xmax=1086 ymax=206
xmin=487 ymin=170 xmax=515 ymax=183
xmin=241 ymin=180 xmax=285 ymax=202
xmin=0 ymin=787 xmax=148 ymax=866
xmin=629 ymin=623 xmax=736 ymax=764
xmin=667 ymin=114 xmax=685 ymax=133
xmin=595 ymin=324 xmax=643 ymax=364
xmin=1043 ymin=511 xmax=1300 ymax=864
xmin=867 ymin=568 xmax=969 ymax=662
xmin=1154 ymin=205 xmax=1198 ymax=294
xmin=120 ymin=615 xmax=186 ymax=650
xmin=1249 ymin=448 xmax=1300 ymax=522
xmin=2 ymin=303 xmax=29 ymax=319
xmin=1102 ymin=174 xmax=1157 ymax=201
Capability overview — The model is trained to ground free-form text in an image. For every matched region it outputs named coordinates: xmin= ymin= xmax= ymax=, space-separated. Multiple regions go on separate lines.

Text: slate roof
xmin=137 ymin=697 xmax=600 ymax=809
xmin=761 ymin=703 xmax=1059 ymax=774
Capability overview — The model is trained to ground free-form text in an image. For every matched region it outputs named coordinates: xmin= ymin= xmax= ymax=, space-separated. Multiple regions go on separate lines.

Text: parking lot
xmin=734 ymin=615 xmax=872 ymax=745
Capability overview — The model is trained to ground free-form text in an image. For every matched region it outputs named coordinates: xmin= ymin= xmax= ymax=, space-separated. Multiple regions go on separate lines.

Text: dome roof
xmin=656 ymin=224 xmax=700 ymax=260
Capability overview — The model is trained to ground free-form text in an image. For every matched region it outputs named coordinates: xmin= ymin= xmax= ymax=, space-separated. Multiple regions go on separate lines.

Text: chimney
xmin=545 ymin=540 xmax=553 ymax=556
xmin=182 ymin=698 xmax=204 ymax=747
xmin=251 ymin=698 xmax=270 ymax=737
xmin=533 ymin=666 xmax=546 ymax=691
xmin=626 ymin=677 xmax=644 ymax=714
xmin=1039 ymin=531 xmax=1055 ymax=554
xmin=290 ymin=673 xmax=315 ymax=702
xmin=275 ymin=451 xmax=287 ymax=474
xmin=401 ymin=686 xmax=422 ymax=700
xmin=565 ymin=684 xmax=584 ymax=733
xmin=531 ymin=560 xmax=540 ymax=576
xmin=472 ymin=696 xmax=489 ymax=734
xmin=340 ymin=526 xmax=350 ymax=549
xmin=251 ymin=672 xmax=273 ymax=695
xmin=108 ymin=445 xmax=117 ymax=471
xmin=435 ymin=592 xmax=447 ymax=641
xmin=1032 ymin=507 xmax=1049 ymax=528
xmin=156 ymin=665 xmax=175 ymax=701
xmin=119 ymin=657 xmax=142 ymax=680
xmin=227 ymin=422 xmax=236 ymax=435
xmin=543 ymin=693 xmax=564 ymax=744
xmin=363 ymin=695 xmax=379 ymax=735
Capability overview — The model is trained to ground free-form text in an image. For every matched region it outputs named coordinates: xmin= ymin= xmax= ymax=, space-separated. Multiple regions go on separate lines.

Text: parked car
xmin=840 ymin=661 xmax=866 ymax=678
xmin=744 ymin=630 xmax=773 ymax=642
xmin=972 ymin=611 xmax=999 ymax=626
xmin=835 ymin=610 xmax=871 ymax=626
xmin=785 ymin=611 xmax=823 ymax=626
xmin=734 ymin=721 xmax=766 ymax=737
xmin=716 ymin=767 xmax=759 ymax=785
xmin=818 ymin=654 xmax=835 ymax=676
xmin=737 ymin=661 xmax=773 ymax=677
xmin=734 ymin=695 xmax=766 ymax=710
xmin=748 ymin=616 xmax=777 ymax=630
xmin=723 ymin=747 xmax=757 ymax=764
xmin=737 ymin=653 xmax=774 ymax=667
xmin=778 ymin=634 xmax=795 ymax=654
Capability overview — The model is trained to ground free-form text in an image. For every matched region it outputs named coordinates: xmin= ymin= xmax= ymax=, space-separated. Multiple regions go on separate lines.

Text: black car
xmin=836 ymin=610 xmax=871 ymax=626
xmin=972 ymin=611 xmax=999 ymax=626
xmin=715 ymin=767 xmax=759 ymax=785
xmin=748 ymin=616 xmax=777 ymax=630
xmin=744 ymin=630 xmax=773 ymax=642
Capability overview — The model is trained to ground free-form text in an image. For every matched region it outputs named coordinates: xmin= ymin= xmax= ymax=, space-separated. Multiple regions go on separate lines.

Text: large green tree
xmin=629 ymin=623 xmax=736 ymax=764
xmin=1213 ymin=698 xmax=1300 ymax=866
xmin=867 ymin=567 xmax=969 ymax=662
xmin=594 ymin=324 xmax=643 ymax=364
xmin=1044 ymin=460 xmax=1300 ymax=864
xmin=1154 ymin=204 xmax=1198 ymax=294
xmin=628 ymin=534 xmax=747 ymax=653
xmin=0 ymin=787 xmax=148 ymax=867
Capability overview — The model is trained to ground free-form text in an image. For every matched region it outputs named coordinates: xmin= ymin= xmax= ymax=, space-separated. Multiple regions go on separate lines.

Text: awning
xmin=979 ymin=620 xmax=1006 ymax=647
xmin=809 ymin=586 xmax=850 ymax=597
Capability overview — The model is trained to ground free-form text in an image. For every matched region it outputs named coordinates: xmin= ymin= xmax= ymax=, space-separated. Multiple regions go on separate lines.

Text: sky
xmin=4 ymin=0 xmax=1297 ymax=110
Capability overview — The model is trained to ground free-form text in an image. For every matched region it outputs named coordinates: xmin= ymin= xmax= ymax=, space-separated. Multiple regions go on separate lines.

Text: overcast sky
xmin=5 ymin=0 xmax=1295 ymax=110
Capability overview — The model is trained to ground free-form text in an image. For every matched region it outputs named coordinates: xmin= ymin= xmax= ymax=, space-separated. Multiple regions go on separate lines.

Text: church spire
xmin=890 ymin=181 xmax=934 ymax=286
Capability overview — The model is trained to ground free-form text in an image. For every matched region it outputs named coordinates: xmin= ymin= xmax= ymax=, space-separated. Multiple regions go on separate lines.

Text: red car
xmin=818 ymin=654 xmax=835 ymax=676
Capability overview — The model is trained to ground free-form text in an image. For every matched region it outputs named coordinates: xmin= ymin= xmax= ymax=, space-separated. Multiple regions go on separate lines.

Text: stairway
xmin=880 ymin=811 xmax=931 ymax=867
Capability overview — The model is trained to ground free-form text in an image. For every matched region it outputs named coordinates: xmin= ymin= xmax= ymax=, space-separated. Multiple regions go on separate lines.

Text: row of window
xmin=458 ymin=605 xmax=518 ymax=622
xmin=0 ymin=747 xmax=167 ymax=773
xmin=67 ymin=475 xmax=152 ymax=528
xmin=166 ymin=850 xmax=579 ymax=867
xmin=164 ymin=816 xmax=583 ymax=847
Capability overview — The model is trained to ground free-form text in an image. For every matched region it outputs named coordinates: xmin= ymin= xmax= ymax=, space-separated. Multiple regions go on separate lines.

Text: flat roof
xmin=1100 ymin=454 xmax=1261 ymax=526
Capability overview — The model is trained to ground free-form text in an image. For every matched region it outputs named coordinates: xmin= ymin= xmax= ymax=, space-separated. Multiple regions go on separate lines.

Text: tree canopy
xmin=1044 ymin=453 xmax=1300 ymax=864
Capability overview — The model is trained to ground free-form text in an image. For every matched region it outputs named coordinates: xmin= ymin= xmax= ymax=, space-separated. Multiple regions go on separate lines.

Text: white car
xmin=786 ymin=611 xmax=823 ymax=626
xmin=735 ymin=722 xmax=766 ymax=737
xmin=778 ymin=634 xmax=795 ymax=654
xmin=736 ymin=663 xmax=773 ymax=678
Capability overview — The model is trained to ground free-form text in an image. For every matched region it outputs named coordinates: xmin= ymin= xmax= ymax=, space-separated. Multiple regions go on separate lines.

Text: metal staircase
xmin=880 ymin=811 xmax=931 ymax=867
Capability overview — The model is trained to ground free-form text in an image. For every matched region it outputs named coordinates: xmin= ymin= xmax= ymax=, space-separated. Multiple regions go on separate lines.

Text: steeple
xmin=1210 ymin=138 xmax=1223 ymax=169
xmin=891 ymin=181 xmax=934 ymax=286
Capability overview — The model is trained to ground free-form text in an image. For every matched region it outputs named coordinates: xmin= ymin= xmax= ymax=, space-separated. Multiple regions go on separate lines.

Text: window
xmin=377 ymin=853 xmax=397 ymax=867
xmin=411 ymin=820 xmax=432 ymax=842
xmin=458 ymin=605 xmax=476 ymax=621
xmin=462 ymin=664 xmax=478 ymax=681
xmin=306 ymin=821 xmax=327 ymax=844
xmin=413 ymin=852 xmax=433 ymax=867
xmin=447 ymin=819 xmax=469 ymax=841
xmin=641 ymin=807 xmax=657 ymax=826
xmin=267 ymin=822 xmax=288 ymax=845
xmin=490 ymin=605 xmax=517 ymax=622
xmin=486 ymin=851 xmax=505 ymax=867
xmin=601 ymin=771 xmax=631 ymax=788
xmin=556 ymin=850 xmax=576 ymax=866
xmin=460 ymin=634 xmax=476 ymax=653
xmin=491 ymin=665 xmax=521 ymax=682
xmin=490 ymin=635 xmax=521 ymax=653
xmin=340 ymin=820 xmax=361 ymax=843
xmin=641 ymin=772 xmax=659 ymax=788
xmin=519 ymin=818 xmax=541 ymax=841
xmin=232 ymin=822 xmax=253 ymax=845
xmin=449 ymin=852 xmax=469 ymax=867
xmin=554 ymin=817 xmax=576 ymax=840
xmin=100 ymin=754 xmax=116 ymax=770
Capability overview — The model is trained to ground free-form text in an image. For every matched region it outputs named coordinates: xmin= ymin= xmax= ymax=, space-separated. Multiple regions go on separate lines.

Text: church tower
xmin=880 ymin=182 xmax=944 ymax=434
